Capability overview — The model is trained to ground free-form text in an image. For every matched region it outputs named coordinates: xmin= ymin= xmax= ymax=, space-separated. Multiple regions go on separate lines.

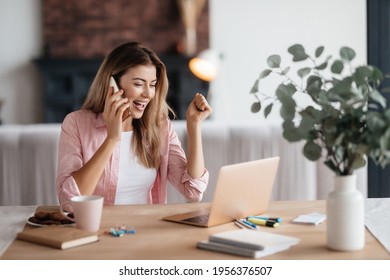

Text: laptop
xmin=162 ymin=156 xmax=280 ymax=227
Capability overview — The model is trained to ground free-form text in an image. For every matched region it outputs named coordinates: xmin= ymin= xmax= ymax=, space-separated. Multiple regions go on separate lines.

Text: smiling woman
xmin=56 ymin=42 xmax=213 ymax=209
xmin=114 ymin=64 xmax=157 ymax=124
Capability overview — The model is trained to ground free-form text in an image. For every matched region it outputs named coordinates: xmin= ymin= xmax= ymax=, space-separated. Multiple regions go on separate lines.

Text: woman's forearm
xmin=186 ymin=122 xmax=205 ymax=178
xmin=72 ymin=138 xmax=117 ymax=195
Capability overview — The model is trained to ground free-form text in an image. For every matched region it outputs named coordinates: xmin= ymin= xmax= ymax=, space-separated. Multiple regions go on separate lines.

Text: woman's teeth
xmin=133 ymin=101 xmax=146 ymax=110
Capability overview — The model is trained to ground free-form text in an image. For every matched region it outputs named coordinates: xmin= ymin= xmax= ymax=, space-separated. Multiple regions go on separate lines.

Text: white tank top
xmin=115 ymin=131 xmax=157 ymax=204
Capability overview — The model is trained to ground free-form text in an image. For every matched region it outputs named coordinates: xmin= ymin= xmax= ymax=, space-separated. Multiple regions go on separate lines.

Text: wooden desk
xmin=1 ymin=200 xmax=389 ymax=260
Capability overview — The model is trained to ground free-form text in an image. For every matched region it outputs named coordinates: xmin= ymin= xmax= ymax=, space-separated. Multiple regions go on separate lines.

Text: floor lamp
xmin=189 ymin=49 xmax=222 ymax=117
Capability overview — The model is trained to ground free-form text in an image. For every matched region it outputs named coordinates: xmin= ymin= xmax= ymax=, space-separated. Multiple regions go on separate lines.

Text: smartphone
xmin=109 ymin=76 xmax=120 ymax=97
xmin=109 ymin=76 xmax=131 ymax=119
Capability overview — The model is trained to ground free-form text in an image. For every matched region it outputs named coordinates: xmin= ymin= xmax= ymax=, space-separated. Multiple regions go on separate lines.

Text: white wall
xmin=209 ymin=0 xmax=367 ymax=123
xmin=0 ymin=0 xmax=43 ymax=124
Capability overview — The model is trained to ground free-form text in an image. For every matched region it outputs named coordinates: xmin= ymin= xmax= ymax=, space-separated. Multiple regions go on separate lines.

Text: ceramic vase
xmin=326 ymin=174 xmax=365 ymax=251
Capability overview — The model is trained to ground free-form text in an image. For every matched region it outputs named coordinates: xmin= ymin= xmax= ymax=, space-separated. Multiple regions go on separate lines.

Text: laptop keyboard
xmin=182 ymin=214 xmax=210 ymax=224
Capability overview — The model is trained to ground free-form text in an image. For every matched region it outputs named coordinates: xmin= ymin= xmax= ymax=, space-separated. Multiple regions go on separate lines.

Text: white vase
xmin=326 ymin=174 xmax=365 ymax=251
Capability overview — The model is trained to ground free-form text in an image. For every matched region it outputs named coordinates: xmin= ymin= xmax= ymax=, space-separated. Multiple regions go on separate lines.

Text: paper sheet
xmin=365 ymin=198 xmax=390 ymax=254
xmin=292 ymin=212 xmax=326 ymax=226
xmin=0 ymin=205 xmax=37 ymax=256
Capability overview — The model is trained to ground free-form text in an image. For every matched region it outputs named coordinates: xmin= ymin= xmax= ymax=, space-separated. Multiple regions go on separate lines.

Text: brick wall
xmin=42 ymin=0 xmax=209 ymax=58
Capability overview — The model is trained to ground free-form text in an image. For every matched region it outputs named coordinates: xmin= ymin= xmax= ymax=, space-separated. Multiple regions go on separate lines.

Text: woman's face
xmin=118 ymin=64 xmax=157 ymax=119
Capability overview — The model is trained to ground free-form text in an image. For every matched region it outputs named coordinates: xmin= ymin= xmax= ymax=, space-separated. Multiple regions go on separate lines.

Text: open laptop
xmin=162 ymin=156 xmax=280 ymax=227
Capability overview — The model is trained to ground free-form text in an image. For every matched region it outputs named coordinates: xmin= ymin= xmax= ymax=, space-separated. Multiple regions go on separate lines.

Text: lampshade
xmin=189 ymin=49 xmax=220 ymax=82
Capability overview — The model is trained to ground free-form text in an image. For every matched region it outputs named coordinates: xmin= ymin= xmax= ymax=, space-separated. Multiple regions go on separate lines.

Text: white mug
xmin=60 ymin=195 xmax=104 ymax=233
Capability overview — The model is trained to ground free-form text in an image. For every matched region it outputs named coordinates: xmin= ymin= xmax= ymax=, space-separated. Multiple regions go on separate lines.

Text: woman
xmin=56 ymin=42 xmax=212 ymax=206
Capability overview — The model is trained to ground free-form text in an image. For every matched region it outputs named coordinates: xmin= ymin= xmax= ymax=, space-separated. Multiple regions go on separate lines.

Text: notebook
xmin=163 ymin=157 xmax=280 ymax=227
xmin=208 ymin=229 xmax=299 ymax=250
xmin=17 ymin=226 xmax=99 ymax=250
xmin=197 ymin=229 xmax=299 ymax=258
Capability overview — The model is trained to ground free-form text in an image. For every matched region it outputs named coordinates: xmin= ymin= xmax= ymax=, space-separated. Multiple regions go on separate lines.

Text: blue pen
xmin=247 ymin=216 xmax=282 ymax=223
xmin=240 ymin=219 xmax=258 ymax=230
xmin=234 ymin=219 xmax=254 ymax=230
xmin=235 ymin=219 xmax=257 ymax=230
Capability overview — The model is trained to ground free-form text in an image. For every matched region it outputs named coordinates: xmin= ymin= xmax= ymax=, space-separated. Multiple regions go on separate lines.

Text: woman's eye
xmin=134 ymin=83 xmax=143 ymax=87
xmin=150 ymin=84 xmax=156 ymax=88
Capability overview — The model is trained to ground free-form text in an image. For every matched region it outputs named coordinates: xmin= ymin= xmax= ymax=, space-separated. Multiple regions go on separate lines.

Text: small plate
xmin=26 ymin=212 xmax=75 ymax=227
xmin=26 ymin=220 xmax=49 ymax=227
xmin=26 ymin=219 xmax=75 ymax=227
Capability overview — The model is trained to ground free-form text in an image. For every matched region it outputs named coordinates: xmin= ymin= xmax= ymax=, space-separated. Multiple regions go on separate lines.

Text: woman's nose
xmin=142 ymin=86 xmax=154 ymax=98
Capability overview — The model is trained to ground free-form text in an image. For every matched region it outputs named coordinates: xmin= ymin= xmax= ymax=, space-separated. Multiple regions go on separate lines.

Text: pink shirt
xmin=56 ymin=110 xmax=209 ymax=206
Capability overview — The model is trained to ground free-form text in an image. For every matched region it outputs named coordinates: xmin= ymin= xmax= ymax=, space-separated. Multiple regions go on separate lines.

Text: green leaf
xmin=282 ymin=120 xmax=295 ymax=131
xmin=354 ymin=65 xmax=383 ymax=87
xmin=306 ymin=75 xmax=322 ymax=98
xmin=317 ymin=90 xmax=331 ymax=106
xmin=282 ymin=121 xmax=301 ymax=142
xmin=297 ymin=67 xmax=311 ymax=78
xmin=372 ymin=66 xmax=384 ymax=85
xmin=367 ymin=112 xmax=387 ymax=130
xmin=250 ymin=79 xmax=259 ymax=94
xmin=264 ymin=103 xmax=273 ymax=118
xmin=325 ymin=55 xmax=333 ymax=62
xmin=283 ymin=129 xmax=302 ymax=142
xmin=340 ymin=46 xmax=356 ymax=61
xmin=276 ymin=83 xmax=297 ymax=99
xmin=331 ymin=60 xmax=344 ymax=74
xmin=297 ymin=107 xmax=321 ymax=139
xmin=281 ymin=66 xmax=290 ymax=75
xmin=369 ymin=89 xmax=387 ymax=108
xmin=323 ymin=117 xmax=338 ymax=134
xmin=276 ymin=84 xmax=297 ymax=115
xmin=288 ymin=44 xmax=309 ymax=62
xmin=259 ymin=69 xmax=272 ymax=79
xmin=351 ymin=154 xmax=366 ymax=170
xmin=251 ymin=102 xmax=261 ymax=113
xmin=303 ymin=141 xmax=322 ymax=161
xmin=315 ymin=46 xmax=324 ymax=58
xmin=267 ymin=55 xmax=281 ymax=68
xmin=334 ymin=132 xmax=345 ymax=146
xmin=354 ymin=66 xmax=373 ymax=88
xmin=314 ymin=62 xmax=328 ymax=70
xmin=330 ymin=77 xmax=353 ymax=99
xmin=280 ymin=104 xmax=295 ymax=121
xmin=276 ymin=84 xmax=297 ymax=121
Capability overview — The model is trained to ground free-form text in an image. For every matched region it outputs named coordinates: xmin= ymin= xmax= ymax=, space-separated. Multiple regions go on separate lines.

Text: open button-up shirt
xmin=56 ymin=110 xmax=209 ymax=206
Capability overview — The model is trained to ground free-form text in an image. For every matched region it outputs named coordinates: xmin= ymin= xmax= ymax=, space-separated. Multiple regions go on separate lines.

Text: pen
xmin=234 ymin=220 xmax=246 ymax=229
xmin=234 ymin=219 xmax=254 ymax=230
xmin=247 ymin=217 xmax=280 ymax=228
xmin=240 ymin=219 xmax=259 ymax=230
xmin=234 ymin=219 xmax=258 ymax=230
xmin=247 ymin=216 xmax=282 ymax=223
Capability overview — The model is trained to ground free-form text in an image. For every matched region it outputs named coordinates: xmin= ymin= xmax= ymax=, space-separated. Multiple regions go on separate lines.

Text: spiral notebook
xmin=197 ymin=240 xmax=291 ymax=258
xmin=197 ymin=229 xmax=299 ymax=258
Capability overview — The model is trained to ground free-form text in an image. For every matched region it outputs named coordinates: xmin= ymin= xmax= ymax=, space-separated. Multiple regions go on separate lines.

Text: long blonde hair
xmin=82 ymin=42 xmax=173 ymax=168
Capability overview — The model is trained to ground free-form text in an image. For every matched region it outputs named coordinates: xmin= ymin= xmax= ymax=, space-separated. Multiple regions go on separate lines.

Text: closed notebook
xmin=197 ymin=240 xmax=291 ymax=259
xmin=17 ymin=226 xmax=99 ymax=250
xmin=208 ymin=229 xmax=299 ymax=251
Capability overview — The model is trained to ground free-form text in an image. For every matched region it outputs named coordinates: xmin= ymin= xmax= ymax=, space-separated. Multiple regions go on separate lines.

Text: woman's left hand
xmin=186 ymin=93 xmax=213 ymax=123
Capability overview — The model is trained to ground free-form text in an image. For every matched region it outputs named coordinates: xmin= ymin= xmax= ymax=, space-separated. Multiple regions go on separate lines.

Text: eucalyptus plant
xmin=250 ymin=44 xmax=390 ymax=176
